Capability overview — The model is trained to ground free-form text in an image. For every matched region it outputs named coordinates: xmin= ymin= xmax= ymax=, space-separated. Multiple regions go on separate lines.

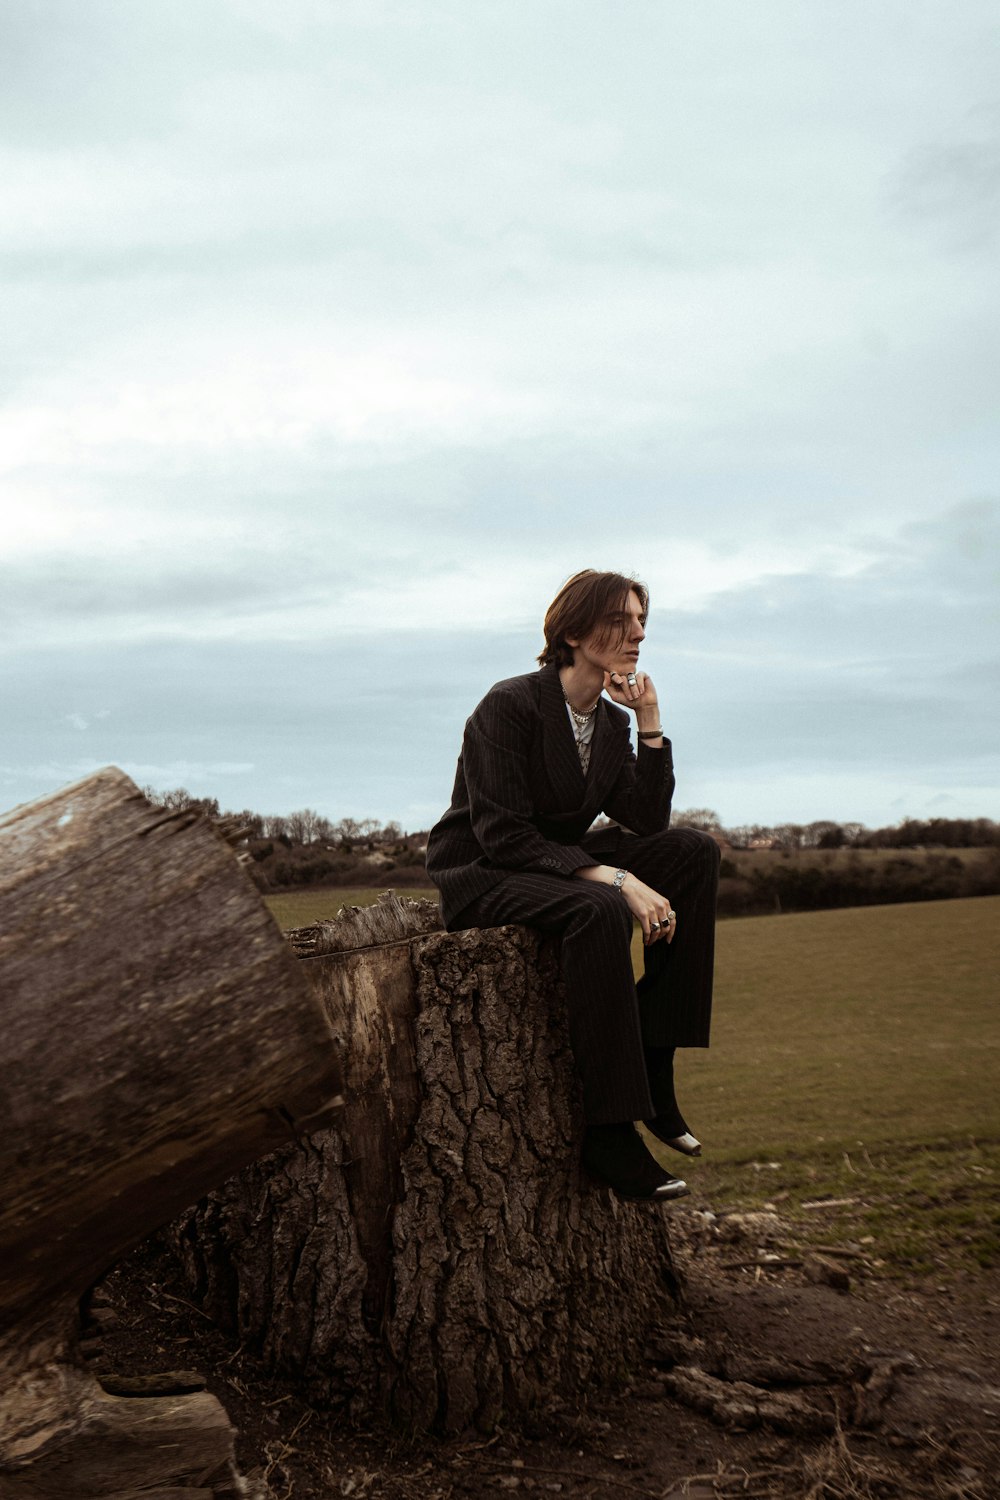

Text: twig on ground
xmin=158 ymin=1288 xmax=215 ymax=1322
xmin=773 ymin=1241 xmax=869 ymax=1261
xmin=471 ymin=1461 xmax=664 ymax=1498
xmin=800 ymin=1198 xmax=861 ymax=1211
xmin=718 ymin=1257 xmax=801 ymax=1271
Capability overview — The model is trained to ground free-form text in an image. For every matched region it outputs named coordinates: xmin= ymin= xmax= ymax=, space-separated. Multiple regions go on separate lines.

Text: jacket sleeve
xmin=460 ymin=690 xmax=595 ymax=878
xmin=602 ymin=737 xmax=675 ymax=836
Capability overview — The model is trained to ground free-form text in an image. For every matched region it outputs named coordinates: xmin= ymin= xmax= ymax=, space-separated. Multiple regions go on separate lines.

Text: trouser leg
xmin=590 ymin=826 xmax=719 ymax=1132
xmin=642 ymin=1046 xmax=686 ymax=1135
xmin=607 ymin=826 xmax=721 ymax=1050
xmin=452 ymin=872 xmax=654 ymax=1125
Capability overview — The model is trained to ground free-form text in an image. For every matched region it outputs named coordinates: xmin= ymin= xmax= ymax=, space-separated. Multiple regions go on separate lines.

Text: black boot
xmin=643 ymin=1046 xmax=702 ymax=1156
xmin=582 ymin=1121 xmax=689 ymax=1201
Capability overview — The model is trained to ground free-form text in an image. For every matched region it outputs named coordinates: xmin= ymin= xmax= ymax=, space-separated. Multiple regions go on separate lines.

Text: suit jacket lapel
xmin=538 ymin=663 xmax=586 ymax=805
xmin=584 ymin=698 xmax=629 ymax=810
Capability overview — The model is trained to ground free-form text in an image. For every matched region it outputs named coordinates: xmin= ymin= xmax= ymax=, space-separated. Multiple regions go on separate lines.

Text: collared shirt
xmin=565 ymin=701 xmax=596 ymax=775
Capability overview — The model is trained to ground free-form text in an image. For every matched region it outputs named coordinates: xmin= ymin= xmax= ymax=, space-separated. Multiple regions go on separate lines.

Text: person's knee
xmin=646 ymin=826 xmax=720 ymax=861
xmin=682 ymin=829 xmax=722 ymax=891
xmin=571 ymin=882 xmax=633 ymax=941
xmin=638 ymin=826 xmax=721 ymax=888
xmin=687 ymin=828 xmax=722 ymax=869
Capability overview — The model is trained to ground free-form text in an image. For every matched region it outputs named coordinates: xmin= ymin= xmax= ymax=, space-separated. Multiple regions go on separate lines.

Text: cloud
xmin=650 ymin=501 xmax=1000 ymax=814
xmin=1 ymin=3 xmax=998 ymax=828
xmin=62 ymin=710 xmax=110 ymax=731
xmin=2 ymin=501 xmax=995 ymax=829
xmin=889 ymin=129 xmax=1000 ymax=252
xmin=0 ymin=757 xmax=256 ymax=807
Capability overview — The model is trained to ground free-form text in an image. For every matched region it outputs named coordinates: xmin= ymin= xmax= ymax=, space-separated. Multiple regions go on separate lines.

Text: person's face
xmin=569 ymin=589 xmax=646 ymax=674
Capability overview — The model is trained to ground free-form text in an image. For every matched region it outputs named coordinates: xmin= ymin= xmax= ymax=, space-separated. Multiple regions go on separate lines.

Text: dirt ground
xmin=91 ymin=1207 xmax=1000 ymax=1500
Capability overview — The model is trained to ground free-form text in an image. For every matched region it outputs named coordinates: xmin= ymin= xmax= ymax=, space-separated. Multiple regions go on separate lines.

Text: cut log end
xmin=285 ymin=887 xmax=443 ymax=956
xmin=0 ymin=1361 xmax=239 ymax=1498
xmin=0 ymin=769 xmax=345 ymax=1489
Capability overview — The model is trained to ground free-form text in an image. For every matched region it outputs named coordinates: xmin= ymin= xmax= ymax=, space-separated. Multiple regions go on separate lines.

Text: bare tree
xmin=286 ymin=808 xmax=328 ymax=845
xmin=332 ymin=817 xmax=362 ymax=849
xmin=672 ymin=808 xmax=722 ymax=832
xmin=141 ymin=786 xmax=220 ymax=817
xmin=805 ymin=820 xmax=844 ymax=848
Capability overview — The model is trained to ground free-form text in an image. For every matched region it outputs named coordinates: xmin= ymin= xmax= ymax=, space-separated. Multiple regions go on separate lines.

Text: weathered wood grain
xmin=0 ymin=767 xmax=344 ymax=1494
xmin=174 ymin=898 xmax=683 ymax=1434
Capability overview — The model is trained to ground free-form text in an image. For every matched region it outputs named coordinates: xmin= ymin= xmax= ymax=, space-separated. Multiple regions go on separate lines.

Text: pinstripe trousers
xmin=451 ymin=826 xmax=720 ymax=1125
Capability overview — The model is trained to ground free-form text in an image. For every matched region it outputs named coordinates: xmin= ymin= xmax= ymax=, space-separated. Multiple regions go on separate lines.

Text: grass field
xmin=264 ymin=887 xmax=432 ymax=929
xmin=677 ymin=895 xmax=1000 ymax=1155
xmin=267 ymin=887 xmax=1000 ymax=1275
xmin=668 ymin=894 xmax=1000 ymax=1275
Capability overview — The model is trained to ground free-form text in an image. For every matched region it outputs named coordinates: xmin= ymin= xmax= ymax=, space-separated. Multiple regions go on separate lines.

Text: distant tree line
xmin=714 ymin=846 xmax=1000 ymax=917
xmin=671 ymin=809 xmax=1000 ymax=913
xmin=671 ymin=808 xmax=1000 ymax=851
xmin=141 ymin=788 xmax=429 ymax=891
xmin=142 ymin=788 xmax=410 ymax=847
xmin=142 ymin=787 xmax=1000 ymax=908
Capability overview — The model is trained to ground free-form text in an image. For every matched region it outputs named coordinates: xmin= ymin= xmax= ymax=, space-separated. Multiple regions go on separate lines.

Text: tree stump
xmin=172 ymin=894 xmax=683 ymax=1435
xmin=0 ymin=768 xmax=344 ymax=1496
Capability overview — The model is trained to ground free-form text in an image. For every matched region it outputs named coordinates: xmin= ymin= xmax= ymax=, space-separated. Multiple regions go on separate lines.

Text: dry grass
xmin=697 ymin=1422 xmax=987 ymax=1499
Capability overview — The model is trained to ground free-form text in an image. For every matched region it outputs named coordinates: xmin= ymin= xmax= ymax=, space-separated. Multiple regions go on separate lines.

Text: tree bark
xmin=172 ymin=895 xmax=683 ymax=1435
xmin=0 ymin=768 xmax=343 ymax=1495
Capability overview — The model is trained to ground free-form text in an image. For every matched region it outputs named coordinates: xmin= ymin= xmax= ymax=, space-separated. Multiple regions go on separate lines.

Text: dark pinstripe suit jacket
xmin=426 ymin=662 xmax=675 ymax=926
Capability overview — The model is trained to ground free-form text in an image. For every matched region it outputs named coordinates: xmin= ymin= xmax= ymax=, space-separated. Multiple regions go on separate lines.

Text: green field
xmin=267 ymin=888 xmax=1000 ymax=1273
xmin=265 ymin=887 xmax=436 ymax=929
xmin=672 ymin=895 xmax=1000 ymax=1274
xmin=677 ymin=895 xmax=1000 ymax=1155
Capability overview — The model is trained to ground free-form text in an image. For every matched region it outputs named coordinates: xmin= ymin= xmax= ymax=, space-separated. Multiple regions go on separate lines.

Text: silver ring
xmin=626 ymin=672 xmax=637 ymax=685
xmin=650 ymin=920 xmax=660 ymax=930
xmin=665 ymin=911 xmax=675 ymax=924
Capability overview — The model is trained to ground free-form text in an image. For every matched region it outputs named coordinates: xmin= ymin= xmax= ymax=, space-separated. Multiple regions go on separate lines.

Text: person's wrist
xmin=573 ymin=863 xmax=618 ymax=884
xmin=635 ymin=705 xmax=660 ymax=730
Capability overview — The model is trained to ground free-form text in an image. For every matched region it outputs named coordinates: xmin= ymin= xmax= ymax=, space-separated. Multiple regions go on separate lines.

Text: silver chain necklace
xmin=563 ymin=692 xmax=600 ymax=730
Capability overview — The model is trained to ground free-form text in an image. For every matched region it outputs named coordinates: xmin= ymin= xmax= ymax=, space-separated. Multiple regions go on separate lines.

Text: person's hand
xmin=573 ymin=865 xmax=675 ymax=944
xmin=619 ymin=871 xmax=676 ymax=946
xmin=605 ymin=668 xmax=659 ymax=714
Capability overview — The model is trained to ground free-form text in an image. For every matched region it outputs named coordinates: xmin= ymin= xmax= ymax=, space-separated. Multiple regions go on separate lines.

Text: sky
xmin=2 ymin=0 xmax=998 ymax=834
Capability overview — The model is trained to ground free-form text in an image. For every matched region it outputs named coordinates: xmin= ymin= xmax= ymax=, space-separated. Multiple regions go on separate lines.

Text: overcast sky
xmin=2 ymin=0 xmax=998 ymax=834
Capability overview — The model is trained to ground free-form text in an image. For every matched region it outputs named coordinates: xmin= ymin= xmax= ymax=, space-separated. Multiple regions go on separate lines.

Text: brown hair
xmin=537 ymin=570 xmax=649 ymax=669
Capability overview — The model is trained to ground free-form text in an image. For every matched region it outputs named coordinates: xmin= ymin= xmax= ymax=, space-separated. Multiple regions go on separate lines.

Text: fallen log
xmin=661 ymin=1365 xmax=835 ymax=1436
xmin=172 ymin=893 xmax=685 ymax=1435
xmin=0 ymin=768 xmax=343 ymax=1496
